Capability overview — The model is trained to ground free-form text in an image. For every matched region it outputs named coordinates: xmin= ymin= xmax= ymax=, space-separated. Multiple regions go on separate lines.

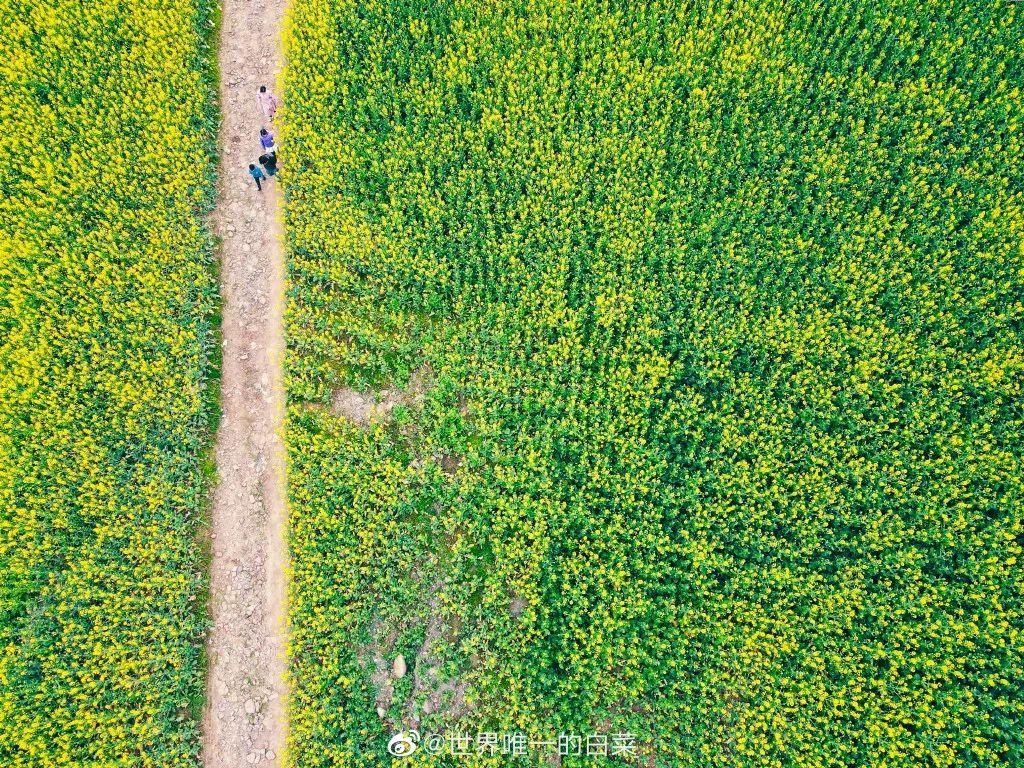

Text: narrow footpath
xmin=203 ymin=0 xmax=288 ymax=765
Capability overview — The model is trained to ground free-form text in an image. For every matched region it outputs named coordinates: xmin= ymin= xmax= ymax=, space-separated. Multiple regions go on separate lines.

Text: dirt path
xmin=203 ymin=0 xmax=288 ymax=765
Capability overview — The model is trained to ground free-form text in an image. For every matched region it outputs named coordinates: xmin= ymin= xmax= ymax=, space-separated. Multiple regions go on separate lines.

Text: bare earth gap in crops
xmin=202 ymin=0 xmax=288 ymax=765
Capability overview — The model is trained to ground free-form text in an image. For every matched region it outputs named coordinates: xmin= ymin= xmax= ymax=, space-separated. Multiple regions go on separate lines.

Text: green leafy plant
xmin=282 ymin=1 xmax=1024 ymax=766
xmin=0 ymin=1 xmax=219 ymax=764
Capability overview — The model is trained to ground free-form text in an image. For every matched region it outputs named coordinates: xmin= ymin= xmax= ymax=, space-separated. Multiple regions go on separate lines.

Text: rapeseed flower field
xmin=282 ymin=0 xmax=1023 ymax=766
xmin=0 ymin=0 xmax=218 ymax=764
xmin=2 ymin=0 xmax=1022 ymax=765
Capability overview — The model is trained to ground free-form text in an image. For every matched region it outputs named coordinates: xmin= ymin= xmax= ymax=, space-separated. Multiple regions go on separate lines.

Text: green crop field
xmin=0 ymin=0 xmax=218 ymax=764
xmin=282 ymin=0 xmax=1024 ymax=766
xmin=1 ymin=0 xmax=1022 ymax=765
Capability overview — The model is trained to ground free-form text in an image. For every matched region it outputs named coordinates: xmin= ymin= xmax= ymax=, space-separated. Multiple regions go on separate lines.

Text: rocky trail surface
xmin=203 ymin=0 xmax=288 ymax=765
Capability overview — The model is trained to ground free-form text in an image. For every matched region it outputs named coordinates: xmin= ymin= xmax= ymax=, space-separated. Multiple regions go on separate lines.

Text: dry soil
xmin=202 ymin=0 xmax=288 ymax=764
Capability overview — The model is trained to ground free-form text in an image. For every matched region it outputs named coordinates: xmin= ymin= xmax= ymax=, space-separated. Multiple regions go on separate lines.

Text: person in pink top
xmin=258 ymin=85 xmax=278 ymax=123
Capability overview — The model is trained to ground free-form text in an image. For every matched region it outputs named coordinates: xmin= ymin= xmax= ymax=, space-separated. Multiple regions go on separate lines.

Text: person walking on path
xmin=259 ymin=127 xmax=277 ymax=154
xmin=259 ymin=153 xmax=279 ymax=177
xmin=258 ymin=85 xmax=278 ymax=123
xmin=249 ymin=162 xmax=267 ymax=191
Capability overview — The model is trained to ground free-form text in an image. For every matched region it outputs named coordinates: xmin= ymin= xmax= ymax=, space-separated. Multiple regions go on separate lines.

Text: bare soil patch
xmin=331 ymin=363 xmax=435 ymax=427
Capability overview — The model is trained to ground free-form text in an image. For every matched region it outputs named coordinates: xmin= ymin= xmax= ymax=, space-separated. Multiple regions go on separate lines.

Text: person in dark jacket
xmin=259 ymin=152 xmax=279 ymax=177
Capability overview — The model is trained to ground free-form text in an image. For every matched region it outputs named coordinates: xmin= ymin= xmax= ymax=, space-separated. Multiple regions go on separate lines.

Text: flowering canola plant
xmin=0 ymin=0 xmax=219 ymax=764
xmin=282 ymin=1 xmax=1023 ymax=766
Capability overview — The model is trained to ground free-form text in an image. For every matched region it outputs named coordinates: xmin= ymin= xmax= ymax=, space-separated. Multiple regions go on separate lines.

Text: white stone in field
xmin=392 ymin=655 xmax=407 ymax=678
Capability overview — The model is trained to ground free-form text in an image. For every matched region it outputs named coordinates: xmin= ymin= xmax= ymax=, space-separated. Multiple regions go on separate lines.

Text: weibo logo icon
xmin=387 ymin=730 xmax=420 ymax=757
